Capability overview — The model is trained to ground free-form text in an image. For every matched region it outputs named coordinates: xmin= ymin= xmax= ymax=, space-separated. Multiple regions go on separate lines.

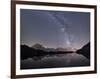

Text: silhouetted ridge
xmin=76 ymin=42 xmax=90 ymax=59
xmin=21 ymin=45 xmax=45 ymax=60
xmin=21 ymin=45 xmax=73 ymax=60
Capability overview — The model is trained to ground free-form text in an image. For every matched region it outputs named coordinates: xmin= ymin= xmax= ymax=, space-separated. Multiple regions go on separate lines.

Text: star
xmin=61 ymin=28 xmax=65 ymax=32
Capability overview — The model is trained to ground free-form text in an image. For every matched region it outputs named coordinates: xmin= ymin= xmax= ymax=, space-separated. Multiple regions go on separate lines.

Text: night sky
xmin=20 ymin=9 xmax=90 ymax=49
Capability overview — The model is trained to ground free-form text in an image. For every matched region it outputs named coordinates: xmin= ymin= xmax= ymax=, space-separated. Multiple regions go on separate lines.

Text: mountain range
xmin=21 ymin=42 xmax=90 ymax=60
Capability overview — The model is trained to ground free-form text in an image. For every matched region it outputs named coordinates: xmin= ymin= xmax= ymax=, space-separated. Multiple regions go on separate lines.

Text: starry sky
xmin=20 ymin=9 xmax=90 ymax=49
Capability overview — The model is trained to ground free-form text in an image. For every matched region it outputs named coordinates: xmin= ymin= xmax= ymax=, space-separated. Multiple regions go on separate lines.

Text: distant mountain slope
xmin=21 ymin=45 xmax=73 ymax=60
xmin=76 ymin=42 xmax=90 ymax=59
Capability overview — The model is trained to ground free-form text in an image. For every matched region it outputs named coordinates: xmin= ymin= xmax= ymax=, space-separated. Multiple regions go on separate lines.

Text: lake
xmin=21 ymin=53 xmax=90 ymax=69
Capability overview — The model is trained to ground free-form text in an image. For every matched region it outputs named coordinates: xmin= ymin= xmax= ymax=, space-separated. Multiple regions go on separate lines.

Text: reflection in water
xmin=21 ymin=53 xmax=90 ymax=69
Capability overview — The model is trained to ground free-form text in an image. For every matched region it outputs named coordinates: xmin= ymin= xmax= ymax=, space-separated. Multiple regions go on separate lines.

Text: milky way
xmin=20 ymin=9 xmax=90 ymax=49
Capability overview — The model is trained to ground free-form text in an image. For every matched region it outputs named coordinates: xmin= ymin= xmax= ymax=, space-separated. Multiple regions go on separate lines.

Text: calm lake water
xmin=21 ymin=53 xmax=90 ymax=69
